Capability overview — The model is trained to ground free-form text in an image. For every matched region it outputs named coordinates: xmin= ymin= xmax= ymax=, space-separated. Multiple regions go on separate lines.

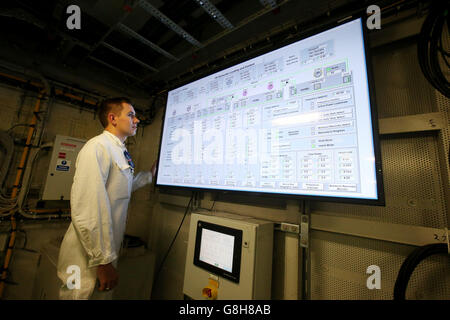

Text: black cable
xmin=429 ymin=10 xmax=448 ymax=94
xmin=393 ymin=243 xmax=448 ymax=300
xmin=439 ymin=50 xmax=450 ymax=69
xmin=209 ymin=192 xmax=219 ymax=211
xmin=417 ymin=1 xmax=450 ymax=98
xmin=6 ymin=124 xmax=31 ymax=134
xmin=19 ymin=146 xmax=51 ymax=216
xmin=151 ymin=192 xmax=194 ymax=298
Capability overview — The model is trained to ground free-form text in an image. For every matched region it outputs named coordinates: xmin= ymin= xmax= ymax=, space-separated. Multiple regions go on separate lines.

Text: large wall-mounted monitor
xmin=156 ymin=17 xmax=384 ymax=205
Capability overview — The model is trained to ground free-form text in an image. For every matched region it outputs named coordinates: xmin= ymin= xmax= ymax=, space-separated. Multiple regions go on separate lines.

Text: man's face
xmin=113 ymin=103 xmax=139 ymax=137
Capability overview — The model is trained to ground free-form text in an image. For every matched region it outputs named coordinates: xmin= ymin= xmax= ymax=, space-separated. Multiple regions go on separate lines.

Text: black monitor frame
xmin=193 ymin=220 xmax=242 ymax=283
xmin=155 ymin=15 xmax=385 ymax=206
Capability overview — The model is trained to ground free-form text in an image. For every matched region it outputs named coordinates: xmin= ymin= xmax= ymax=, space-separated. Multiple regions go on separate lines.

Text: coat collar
xmin=103 ymin=130 xmax=126 ymax=149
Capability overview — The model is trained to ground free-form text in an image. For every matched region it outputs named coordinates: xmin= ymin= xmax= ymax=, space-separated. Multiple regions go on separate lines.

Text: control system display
xmin=156 ymin=18 xmax=383 ymax=204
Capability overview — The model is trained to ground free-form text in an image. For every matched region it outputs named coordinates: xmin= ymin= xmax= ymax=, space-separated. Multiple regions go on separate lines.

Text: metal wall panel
xmin=311 ymin=230 xmax=450 ymax=299
xmin=311 ymin=39 xmax=448 ymax=229
xmin=311 ymin=134 xmax=447 ymax=228
xmin=371 ymin=39 xmax=437 ymax=118
xmin=310 ymin=25 xmax=450 ymax=299
xmin=148 ymin=14 xmax=450 ymax=300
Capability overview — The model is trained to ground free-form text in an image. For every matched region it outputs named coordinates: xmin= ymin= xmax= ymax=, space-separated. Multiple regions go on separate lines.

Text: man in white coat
xmin=57 ymin=97 xmax=156 ymax=299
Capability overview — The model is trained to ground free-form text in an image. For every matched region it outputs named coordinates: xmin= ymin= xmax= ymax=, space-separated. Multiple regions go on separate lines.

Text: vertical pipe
xmin=0 ymin=90 xmax=45 ymax=299
xmin=300 ymin=200 xmax=311 ymax=300
xmin=305 ymin=201 xmax=311 ymax=299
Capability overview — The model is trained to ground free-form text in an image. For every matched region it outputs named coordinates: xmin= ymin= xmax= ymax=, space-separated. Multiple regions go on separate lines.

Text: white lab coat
xmin=57 ymin=130 xmax=152 ymax=300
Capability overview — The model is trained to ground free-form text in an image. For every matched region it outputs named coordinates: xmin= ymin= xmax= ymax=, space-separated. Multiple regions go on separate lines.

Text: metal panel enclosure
xmin=41 ymin=135 xmax=86 ymax=200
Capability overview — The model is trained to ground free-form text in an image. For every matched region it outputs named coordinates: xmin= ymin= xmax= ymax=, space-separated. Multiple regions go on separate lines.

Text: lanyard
xmin=123 ymin=150 xmax=135 ymax=171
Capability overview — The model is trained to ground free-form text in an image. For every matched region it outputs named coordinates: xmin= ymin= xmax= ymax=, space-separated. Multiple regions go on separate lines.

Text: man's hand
xmin=151 ymin=160 xmax=157 ymax=178
xmin=97 ymin=263 xmax=119 ymax=291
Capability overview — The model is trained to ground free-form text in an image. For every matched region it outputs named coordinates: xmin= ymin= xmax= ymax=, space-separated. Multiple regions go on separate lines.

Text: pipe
xmin=14 ymin=141 xmax=71 ymax=220
xmin=0 ymin=71 xmax=99 ymax=107
xmin=0 ymin=69 xmax=152 ymax=123
xmin=16 ymin=143 xmax=51 ymax=211
xmin=0 ymin=71 xmax=82 ymax=221
xmin=0 ymin=90 xmax=45 ymax=299
xmin=0 ymin=131 xmax=14 ymax=191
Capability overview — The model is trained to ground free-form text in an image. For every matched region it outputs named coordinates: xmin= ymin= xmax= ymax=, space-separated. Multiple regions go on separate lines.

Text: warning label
xmin=56 ymin=159 xmax=71 ymax=172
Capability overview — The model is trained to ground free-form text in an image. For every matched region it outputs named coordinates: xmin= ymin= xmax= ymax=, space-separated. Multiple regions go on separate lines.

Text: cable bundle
xmin=417 ymin=1 xmax=450 ymax=98
xmin=393 ymin=243 xmax=449 ymax=300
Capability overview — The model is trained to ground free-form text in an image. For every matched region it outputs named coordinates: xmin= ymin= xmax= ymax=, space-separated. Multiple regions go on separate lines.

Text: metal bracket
xmin=300 ymin=214 xmax=309 ymax=248
xmin=116 ymin=23 xmax=179 ymax=61
xmin=101 ymin=42 xmax=158 ymax=72
xmin=33 ymin=111 xmax=45 ymax=121
xmin=193 ymin=0 xmax=234 ymax=29
xmin=138 ymin=0 xmax=203 ymax=48
xmin=279 ymin=222 xmax=300 ymax=234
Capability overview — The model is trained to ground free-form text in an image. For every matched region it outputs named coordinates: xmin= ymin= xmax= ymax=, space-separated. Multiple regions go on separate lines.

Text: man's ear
xmin=108 ymin=112 xmax=117 ymax=126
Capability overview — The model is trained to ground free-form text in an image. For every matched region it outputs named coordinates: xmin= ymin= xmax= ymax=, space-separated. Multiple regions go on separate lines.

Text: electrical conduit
xmin=0 ymin=90 xmax=45 ymax=299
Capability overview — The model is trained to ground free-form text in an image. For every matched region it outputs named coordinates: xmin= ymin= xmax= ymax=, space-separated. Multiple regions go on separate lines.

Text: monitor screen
xmin=199 ymin=228 xmax=234 ymax=272
xmin=193 ymin=221 xmax=242 ymax=282
xmin=156 ymin=17 xmax=384 ymax=204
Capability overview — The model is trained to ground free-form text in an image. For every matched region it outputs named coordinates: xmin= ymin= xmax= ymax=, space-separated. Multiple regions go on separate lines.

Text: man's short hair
xmin=98 ymin=97 xmax=132 ymax=128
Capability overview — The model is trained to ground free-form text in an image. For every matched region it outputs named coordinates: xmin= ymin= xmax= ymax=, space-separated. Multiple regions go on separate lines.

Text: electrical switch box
xmin=41 ymin=135 xmax=85 ymax=200
xmin=183 ymin=211 xmax=273 ymax=300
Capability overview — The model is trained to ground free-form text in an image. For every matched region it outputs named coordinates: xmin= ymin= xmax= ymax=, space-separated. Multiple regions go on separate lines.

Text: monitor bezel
xmin=154 ymin=15 xmax=385 ymax=206
xmin=193 ymin=220 xmax=243 ymax=283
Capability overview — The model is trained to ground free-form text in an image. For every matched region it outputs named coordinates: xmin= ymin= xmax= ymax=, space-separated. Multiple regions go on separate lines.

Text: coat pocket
xmin=109 ymin=160 xmax=132 ymax=200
